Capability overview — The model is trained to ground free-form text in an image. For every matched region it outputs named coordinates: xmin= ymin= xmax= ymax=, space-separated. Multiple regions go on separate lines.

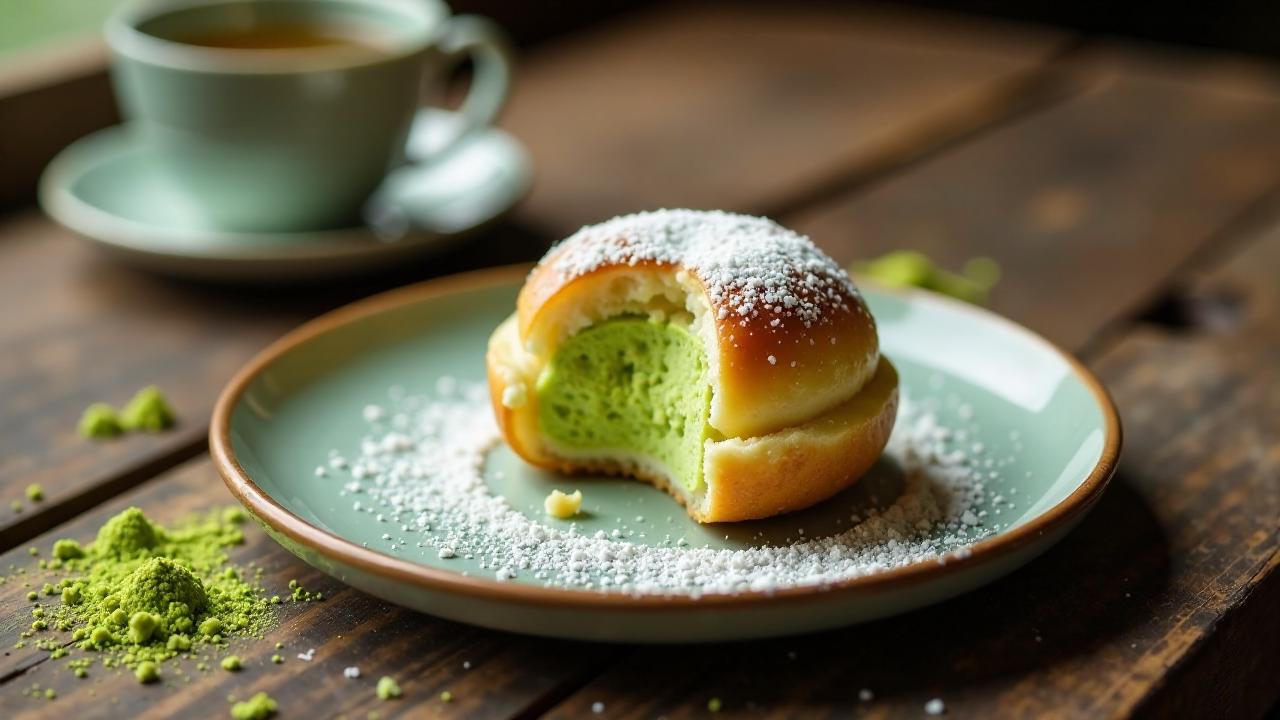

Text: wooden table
xmin=2 ymin=4 xmax=1277 ymax=718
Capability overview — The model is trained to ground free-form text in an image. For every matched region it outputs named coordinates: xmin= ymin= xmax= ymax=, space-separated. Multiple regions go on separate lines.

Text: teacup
xmin=106 ymin=0 xmax=512 ymax=232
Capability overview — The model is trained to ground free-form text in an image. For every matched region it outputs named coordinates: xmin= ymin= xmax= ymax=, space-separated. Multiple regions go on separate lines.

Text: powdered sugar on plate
xmin=322 ymin=380 xmax=998 ymax=597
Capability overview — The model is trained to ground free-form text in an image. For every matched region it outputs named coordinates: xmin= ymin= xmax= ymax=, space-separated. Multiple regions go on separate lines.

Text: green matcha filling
xmin=536 ymin=317 xmax=713 ymax=491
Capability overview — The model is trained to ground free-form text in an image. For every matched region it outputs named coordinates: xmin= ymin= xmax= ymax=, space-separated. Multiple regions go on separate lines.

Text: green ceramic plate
xmin=212 ymin=266 xmax=1120 ymax=642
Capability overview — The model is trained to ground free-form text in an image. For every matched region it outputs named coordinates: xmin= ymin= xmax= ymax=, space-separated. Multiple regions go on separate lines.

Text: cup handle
xmin=429 ymin=15 xmax=514 ymax=156
xmin=366 ymin=17 xmax=512 ymax=239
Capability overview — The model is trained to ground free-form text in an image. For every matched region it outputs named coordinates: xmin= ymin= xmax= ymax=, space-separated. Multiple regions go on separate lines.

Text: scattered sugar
xmin=539 ymin=210 xmax=860 ymax=329
xmin=320 ymin=382 xmax=993 ymax=597
xmin=343 ymin=666 xmax=361 ymax=679
xmin=925 ymin=698 xmax=946 ymax=715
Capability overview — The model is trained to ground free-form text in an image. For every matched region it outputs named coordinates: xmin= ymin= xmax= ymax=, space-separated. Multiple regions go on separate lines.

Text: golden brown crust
xmin=485 ymin=320 xmax=553 ymax=470
xmin=700 ymin=359 xmax=897 ymax=522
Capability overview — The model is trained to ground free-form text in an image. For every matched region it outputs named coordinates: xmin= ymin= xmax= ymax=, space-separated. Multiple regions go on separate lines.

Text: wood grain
xmin=504 ymin=2 xmax=1067 ymax=238
xmin=790 ymin=44 xmax=1280 ymax=354
xmin=0 ymin=459 xmax=616 ymax=719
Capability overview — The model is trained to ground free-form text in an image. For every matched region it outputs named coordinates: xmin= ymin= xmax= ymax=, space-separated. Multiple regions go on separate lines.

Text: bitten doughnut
xmin=486 ymin=210 xmax=898 ymax=522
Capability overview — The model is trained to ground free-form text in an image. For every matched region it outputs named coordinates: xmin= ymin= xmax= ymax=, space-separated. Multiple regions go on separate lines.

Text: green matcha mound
xmin=537 ymin=317 xmax=713 ymax=491
xmin=95 ymin=506 xmax=164 ymax=557
xmin=230 ymin=691 xmax=278 ymax=719
xmin=376 ymin=675 xmax=402 ymax=700
xmin=22 ymin=506 xmax=272 ymax=678
xmin=53 ymin=539 xmax=84 ymax=560
xmin=135 ymin=660 xmax=159 ymax=683
xmin=120 ymin=386 xmax=176 ymax=432
xmin=78 ymin=403 xmax=124 ymax=439
xmin=116 ymin=557 xmax=208 ymax=629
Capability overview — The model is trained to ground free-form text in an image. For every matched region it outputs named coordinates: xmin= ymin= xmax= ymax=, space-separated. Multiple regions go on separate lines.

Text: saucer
xmin=38 ymin=110 xmax=532 ymax=282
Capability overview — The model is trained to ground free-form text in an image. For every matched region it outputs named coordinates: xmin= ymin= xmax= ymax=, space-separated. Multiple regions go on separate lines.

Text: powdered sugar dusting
xmin=320 ymin=380 xmax=999 ymax=597
xmin=542 ymin=210 xmax=858 ymax=328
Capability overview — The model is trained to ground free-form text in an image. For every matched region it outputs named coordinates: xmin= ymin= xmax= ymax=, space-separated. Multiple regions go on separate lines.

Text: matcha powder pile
xmin=20 ymin=506 xmax=274 ymax=678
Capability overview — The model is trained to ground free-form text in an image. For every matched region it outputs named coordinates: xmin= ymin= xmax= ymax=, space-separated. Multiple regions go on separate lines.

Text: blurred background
xmin=6 ymin=0 xmax=1280 ymax=215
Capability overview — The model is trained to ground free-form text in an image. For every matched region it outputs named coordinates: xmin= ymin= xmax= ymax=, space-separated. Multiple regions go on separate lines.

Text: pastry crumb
xmin=501 ymin=382 xmax=527 ymax=409
xmin=543 ymin=489 xmax=583 ymax=519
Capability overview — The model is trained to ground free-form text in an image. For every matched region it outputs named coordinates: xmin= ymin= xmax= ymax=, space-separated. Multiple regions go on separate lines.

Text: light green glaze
xmin=537 ymin=317 xmax=712 ymax=492
xmin=225 ymin=280 xmax=1116 ymax=642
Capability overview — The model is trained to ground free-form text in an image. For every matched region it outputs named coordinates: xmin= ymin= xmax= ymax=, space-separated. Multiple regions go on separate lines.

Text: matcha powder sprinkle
xmin=231 ymin=691 xmax=279 ymax=720
xmin=25 ymin=506 xmax=273 ymax=675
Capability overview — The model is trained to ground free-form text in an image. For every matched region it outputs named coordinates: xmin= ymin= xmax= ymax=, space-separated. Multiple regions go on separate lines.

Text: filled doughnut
xmin=486 ymin=210 xmax=897 ymax=522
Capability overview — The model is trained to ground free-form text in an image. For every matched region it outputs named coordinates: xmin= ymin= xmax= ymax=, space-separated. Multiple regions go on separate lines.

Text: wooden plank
xmin=0 ymin=458 xmax=617 ymax=718
xmin=1117 ymin=218 xmax=1280 ymax=719
xmin=504 ymin=2 xmax=1067 ymax=237
xmin=790 ymin=44 xmax=1280 ymax=354
xmin=0 ymin=212 xmax=545 ymax=550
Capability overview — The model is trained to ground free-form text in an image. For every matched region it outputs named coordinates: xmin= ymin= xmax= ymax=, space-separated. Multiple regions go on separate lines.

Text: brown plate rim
xmin=210 ymin=264 xmax=1122 ymax=611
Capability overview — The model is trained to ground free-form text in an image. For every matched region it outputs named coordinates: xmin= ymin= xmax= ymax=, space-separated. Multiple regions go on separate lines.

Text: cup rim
xmin=106 ymin=0 xmax=448 ymax=74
